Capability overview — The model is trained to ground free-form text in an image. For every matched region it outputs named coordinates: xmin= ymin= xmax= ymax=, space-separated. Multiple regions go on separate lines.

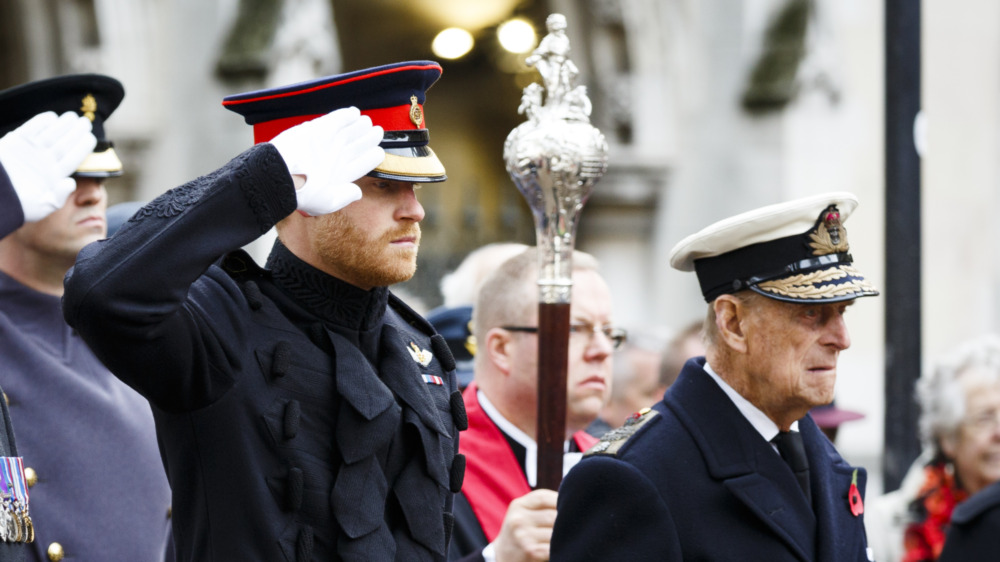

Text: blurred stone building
xmin=4 ymin=0 xmax=1000 ymax=494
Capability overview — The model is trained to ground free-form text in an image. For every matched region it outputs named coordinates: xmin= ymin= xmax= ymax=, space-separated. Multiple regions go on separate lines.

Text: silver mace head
xmin=503 ymin=13 xmax=609 ymax=304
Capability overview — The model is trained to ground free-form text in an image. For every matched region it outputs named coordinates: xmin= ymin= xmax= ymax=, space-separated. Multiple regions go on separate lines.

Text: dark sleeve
xmin=550 ymin=456 xmax=682 ymax=561
xmin=63 ymin=143 xmax=297 ymax=411
xmin=940 ymin=495 xmax=1000 ymax=561
xmin=0 ymin=163 xmax=25 ymax=238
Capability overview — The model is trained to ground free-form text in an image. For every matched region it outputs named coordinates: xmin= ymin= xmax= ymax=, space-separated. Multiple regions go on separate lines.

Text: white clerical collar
xmin=701 ymin=361 xmax=798 ymax=447
xmin=476 ymin=390 xmax=583 ymax=487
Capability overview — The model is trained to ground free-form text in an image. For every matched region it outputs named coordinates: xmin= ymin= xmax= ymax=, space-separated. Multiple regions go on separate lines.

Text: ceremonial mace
xmin=503 ymin=13 xmax=609 ymax=490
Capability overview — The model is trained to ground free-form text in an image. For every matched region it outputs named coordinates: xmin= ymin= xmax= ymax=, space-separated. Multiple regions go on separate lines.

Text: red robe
xmin=458 ymin=382 xmax=598 ymax=541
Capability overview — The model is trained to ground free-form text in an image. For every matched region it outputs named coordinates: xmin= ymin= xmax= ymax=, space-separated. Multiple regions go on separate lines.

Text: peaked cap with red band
xmin=222 ymin=60 xmax=447 ymax=183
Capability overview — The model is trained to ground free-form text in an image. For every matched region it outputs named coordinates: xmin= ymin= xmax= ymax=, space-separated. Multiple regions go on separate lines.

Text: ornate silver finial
xmin=504 ymin=13 xmax=609 ymax=303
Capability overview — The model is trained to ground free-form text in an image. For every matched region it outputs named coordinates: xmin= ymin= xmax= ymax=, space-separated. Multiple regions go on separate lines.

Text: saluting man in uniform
xmin=0 ymin=103 xmax=98 ymax=562
xmin=0 ymin=75 xmax=172 ymax=562
xmin=63 ymin=61 xmax=466 ymax=561
xmin=551 ymin=192 xmax=878 ymax=561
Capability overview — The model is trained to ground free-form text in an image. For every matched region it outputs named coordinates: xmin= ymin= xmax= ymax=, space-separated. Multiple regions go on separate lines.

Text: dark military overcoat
xmin=2 ymin=164 xmax=170 ymax=562
xmin=0 ymin=163 xmax=34 ymax=562
xmin=550 ymin=357 xmax=871 ymax=562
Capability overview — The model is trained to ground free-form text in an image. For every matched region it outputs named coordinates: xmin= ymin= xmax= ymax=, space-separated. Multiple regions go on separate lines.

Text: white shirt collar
xmin=701 ymin=361 xmax=798 ymax=448
xmin=477 ymin=390 xmax=583 ymax=487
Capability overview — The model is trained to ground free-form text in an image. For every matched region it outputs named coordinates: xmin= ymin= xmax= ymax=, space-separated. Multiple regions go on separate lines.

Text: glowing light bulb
xmin=498 ymin=19 xmax=536 ymax=54
xmin=432 ymin=28 xmax=474 ymax=60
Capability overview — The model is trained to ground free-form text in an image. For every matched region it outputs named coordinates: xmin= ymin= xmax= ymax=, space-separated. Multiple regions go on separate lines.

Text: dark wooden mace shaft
xmin=535 ymin=301 xmax=571 ymax=491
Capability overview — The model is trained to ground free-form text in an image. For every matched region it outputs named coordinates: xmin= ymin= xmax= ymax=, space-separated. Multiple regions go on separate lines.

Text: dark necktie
xmin=772 ymin=430 xmax=811 ymax=505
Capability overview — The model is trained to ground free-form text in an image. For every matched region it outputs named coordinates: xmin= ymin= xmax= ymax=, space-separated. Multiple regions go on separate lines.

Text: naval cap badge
xmin=808 ymin=204 xmax=850 ymax=256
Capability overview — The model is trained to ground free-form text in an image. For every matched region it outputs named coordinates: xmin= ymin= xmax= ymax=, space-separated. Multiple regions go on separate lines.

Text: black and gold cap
xmin=0 ymin=74 xmax=124 ymax=177
xmin=669 ymin=192 xmax=879 ymax=303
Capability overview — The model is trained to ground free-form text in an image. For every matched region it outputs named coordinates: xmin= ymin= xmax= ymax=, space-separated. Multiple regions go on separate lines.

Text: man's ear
xmin=714 ymin=294 xmax=749 ymax=354
xmin=484 ymin=327 xmax=515 ymax=376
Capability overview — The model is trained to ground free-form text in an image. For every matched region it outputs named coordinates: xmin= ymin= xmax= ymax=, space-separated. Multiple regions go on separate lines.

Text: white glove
xmin=0 ymin=111 xmax=97 ymax=222
xmin=269 ymin=106 xmax=385 ymax=216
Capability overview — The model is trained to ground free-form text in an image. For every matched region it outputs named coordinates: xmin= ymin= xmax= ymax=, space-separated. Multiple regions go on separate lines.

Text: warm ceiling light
xmin=432 ymin=28 xmax=474 ymax=59
xmin=412 ymin=0 xmax=520 ymax=30
xmin=497 ymin=19 xmax=536 ymax=54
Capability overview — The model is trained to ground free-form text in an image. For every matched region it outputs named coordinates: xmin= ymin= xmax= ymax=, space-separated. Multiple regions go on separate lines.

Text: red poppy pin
xmin=848 ymin=469 xmax=864 ymax=516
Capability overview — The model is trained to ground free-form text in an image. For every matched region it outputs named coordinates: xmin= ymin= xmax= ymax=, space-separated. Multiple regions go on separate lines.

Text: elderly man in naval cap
xmin=550 ymin=192 xmax=878 ymax=561
xmin=64 ymin=61 xmax=465 ymax=561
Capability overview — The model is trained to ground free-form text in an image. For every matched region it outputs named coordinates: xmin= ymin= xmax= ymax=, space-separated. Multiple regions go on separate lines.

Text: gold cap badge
xmin=409 ymin=95 xmax=424 ymax=128
xmin=81 ymin=94 xmax=97 ymax=122
xmin=464 ymin=320 xmax=477 ymax=357
xmin=808 ymin=204 xmax=850 ymax=256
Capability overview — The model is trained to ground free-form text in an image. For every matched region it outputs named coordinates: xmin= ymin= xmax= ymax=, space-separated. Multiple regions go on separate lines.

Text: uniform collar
xmin=702 ymin=360 xmax=799 ymax=446
xmin=266 ymin=239 xmax=389 ymax=332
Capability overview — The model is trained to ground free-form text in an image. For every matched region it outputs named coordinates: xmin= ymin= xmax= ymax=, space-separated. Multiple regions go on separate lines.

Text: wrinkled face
xmin=308 ymin=177 xmax=424 ymax=290
xmin=7 ymin=177 xmax=107 ymax=263
xmin=506 ymin=269 xmax=616 ymax=432
xmin=741 ymin=297 xmax=853 ymax=423
xmin=943 ymin=376 xmax=1000 ymax=495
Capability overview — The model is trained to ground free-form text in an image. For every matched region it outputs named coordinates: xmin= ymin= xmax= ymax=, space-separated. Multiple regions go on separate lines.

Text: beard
xmin=310 ymin=211 xmax=421 ymax=288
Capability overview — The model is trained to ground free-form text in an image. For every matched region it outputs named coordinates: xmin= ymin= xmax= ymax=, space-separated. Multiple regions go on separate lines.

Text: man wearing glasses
xmin=449 ymin=246 xmax=623 ymax=562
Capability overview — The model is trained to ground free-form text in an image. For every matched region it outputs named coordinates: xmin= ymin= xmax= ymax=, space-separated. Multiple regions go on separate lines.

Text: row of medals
xmin=0 ymin=497 xmax=32 ymax=543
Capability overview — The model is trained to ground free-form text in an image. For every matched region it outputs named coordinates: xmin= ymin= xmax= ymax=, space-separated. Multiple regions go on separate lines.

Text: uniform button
xmin=166 ymin=506 xmax=172 ymax=519
xmin=24 ymin=467 xmax=37 ymax=488
xmin=2 ymin=392 xmax=8 ymax=406
xmin=47 ymin=542 xmax=64 ymax=561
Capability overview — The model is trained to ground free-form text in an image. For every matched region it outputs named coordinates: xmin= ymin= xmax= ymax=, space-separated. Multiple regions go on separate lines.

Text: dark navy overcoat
xmin=551 ymin=357 xmax=871 ymax=561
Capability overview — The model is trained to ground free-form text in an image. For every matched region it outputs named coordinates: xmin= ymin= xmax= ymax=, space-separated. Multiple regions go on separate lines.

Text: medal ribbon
xmin=0 ymin=462 xmax=8 ymax=500
xmin=1 ymin=458 xmax=27 ymax=505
